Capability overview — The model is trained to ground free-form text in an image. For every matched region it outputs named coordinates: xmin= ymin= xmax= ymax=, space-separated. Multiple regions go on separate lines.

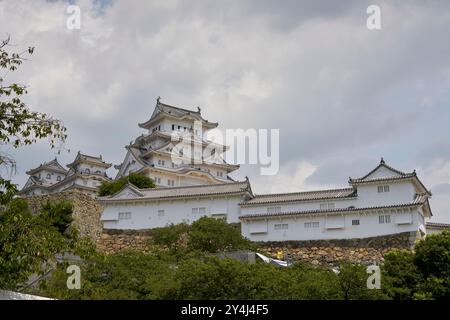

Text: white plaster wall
xmin=34 ymin=170 xmax=65 ymax=186
xmin=355 ymin=181 xmax=415 ymax=207
xmin=241 ymin=208 xmax=422 ymax=241
xmin=101 ymin=195 xmax=243 ymax=229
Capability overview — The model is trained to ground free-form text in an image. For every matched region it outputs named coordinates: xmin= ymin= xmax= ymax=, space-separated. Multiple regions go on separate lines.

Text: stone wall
xmin=23 ymin=192 xmax=420 ymax=264
xmin=25 ymin=190 xmax=104 ymax=242
xmin=97 ymin=229 xmax=154 ymax=254
xmin=258 ymin=231 xmax=418 ymax=266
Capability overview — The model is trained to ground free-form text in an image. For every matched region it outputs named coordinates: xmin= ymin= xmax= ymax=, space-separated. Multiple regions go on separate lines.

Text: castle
xmin=20 ymin=152 xmax=112 ymax=197
xmin=22 ymin=99 xmax=447 ymax=241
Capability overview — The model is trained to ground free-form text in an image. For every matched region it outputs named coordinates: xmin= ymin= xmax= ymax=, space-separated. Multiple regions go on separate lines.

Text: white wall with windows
xmin=101 ymin=194 xmax=245 ymax=230
xmin=241 ymin=207 xmax=424 ymax=241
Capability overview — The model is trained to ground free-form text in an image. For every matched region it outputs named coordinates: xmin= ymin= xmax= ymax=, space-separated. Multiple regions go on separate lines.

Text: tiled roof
xmin=139 ymin=99 xmax=218 ymax=129
xmin=67 ymin=151 xmax=111 ymax=169
xmin=240 ymin=188 xmax=356 ymax=206
xmin=240 ymin=194 xmax=429 ymax=219
xmin=26 ymin=158 xmax=68 ymax=175
xmin=99 ymin=180 xmax=252 ymax=202
xmin=426 ymin=222 xmax=450 ymax=228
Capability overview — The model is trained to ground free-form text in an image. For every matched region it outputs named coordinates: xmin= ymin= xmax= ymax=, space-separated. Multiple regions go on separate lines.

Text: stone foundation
xmin=23 ymin=192 xmax=420 ymax=264
xmin=25 ymin=190 xmax=104 ymax=242
xmin=96 ymin=229 xmax=154 ymax=254
xmin=258 ymin=232 xmax=418 ymax=266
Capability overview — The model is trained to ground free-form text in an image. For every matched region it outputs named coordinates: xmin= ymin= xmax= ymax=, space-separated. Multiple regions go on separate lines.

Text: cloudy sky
xmin=1 ymin=0 xmax=450 ymax=222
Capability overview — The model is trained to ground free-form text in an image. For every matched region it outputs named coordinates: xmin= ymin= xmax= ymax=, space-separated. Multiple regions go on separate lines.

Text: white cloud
xmin=0 ymin=0 xmax=449 ymax=223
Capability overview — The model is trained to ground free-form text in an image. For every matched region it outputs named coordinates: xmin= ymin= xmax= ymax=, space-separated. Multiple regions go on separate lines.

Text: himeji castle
xmin=22 ymin=98 xmax=442 ymax=241
xmin=20 ymin=152 xmax=112 ymax=197
xmin=114 ymin=98 xmax=240 ymax=187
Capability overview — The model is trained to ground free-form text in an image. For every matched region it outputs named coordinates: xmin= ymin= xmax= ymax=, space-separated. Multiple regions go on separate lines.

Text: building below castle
xmin=98 ymin=158 xmax=433 ymax=242
xmin=20 ymin=152 xmax=112 ymax=197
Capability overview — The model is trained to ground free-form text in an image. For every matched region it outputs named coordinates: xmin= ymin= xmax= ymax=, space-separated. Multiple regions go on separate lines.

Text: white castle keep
xmin=23 ymin=99 xmax=445 ymax=241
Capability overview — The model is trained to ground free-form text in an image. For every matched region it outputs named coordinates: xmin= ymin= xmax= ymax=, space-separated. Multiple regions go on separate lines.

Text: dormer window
xmin=85 ymin=168 xmax=90 ymax=174
xmin=46 ymin=174 xmax=51 ymax=179
xmin=56 ymin=176 xmax=61 ymax=182
xmin=378 ymin=185 xmax=390 ymax=193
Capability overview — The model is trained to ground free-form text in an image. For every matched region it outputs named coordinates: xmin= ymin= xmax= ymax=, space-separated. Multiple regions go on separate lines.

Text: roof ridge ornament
xmin=380 ymin=157 xmax=385 ymax=164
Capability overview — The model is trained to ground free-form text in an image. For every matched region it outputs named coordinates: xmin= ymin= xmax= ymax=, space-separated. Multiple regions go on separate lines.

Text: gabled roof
xmin=349 ymin=158 xmax=431 ymax=196
xmin=240 ymin=193 xmax=430 ymax=219
xmin=240 ymin=188 xmax=356 ymax=207
xmin=349 ymin=158 xmax=410 ymax=182
xmin=138 ymin=98 xmax=218 ymax=129
xmin=98 ymin=180 xmax=252 ymax=202
xmin=26 ymin=158 xmax=68 ymax=175
xmin=66 ymin=151 xmax=112 ymax=169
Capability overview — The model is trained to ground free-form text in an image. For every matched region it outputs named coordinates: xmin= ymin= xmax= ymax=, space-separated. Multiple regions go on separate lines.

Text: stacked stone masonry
xmin=24 ymin=192 xmax=419 ymax=265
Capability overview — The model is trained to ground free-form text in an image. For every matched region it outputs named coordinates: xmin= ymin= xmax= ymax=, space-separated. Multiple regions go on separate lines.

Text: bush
xmin=98 ymin=173 xmax=155 ymax=196
xmin=382 ymin=230 xmax=450 ymax=300
xmin=188 ymin=217 xmax=253 ymax=253
xmin=0 ymin=199 xmax=75 ymax=290
xmin=40 ymin=250 xmax=175 ymax=300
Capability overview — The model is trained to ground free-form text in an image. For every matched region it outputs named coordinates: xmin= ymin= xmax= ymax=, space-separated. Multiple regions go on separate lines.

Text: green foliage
xmin=188 ymin=217 xmax=253 ymax=253
xmin=382 ymin=231 xmax=450 ymax=300
xmin=337 ymin=263 xmax=388 ymax=300
xmin=382 ymin=250 xmax=421 ymax=300
xmin=152 ymin=223 xmax=190 ymax=257
xmin=0 ymin=199 xmax=71 ymax=289
xmin=39 ymin=200 xmax=74 ymax=234
xmin=0 ymin=37 xmax=67 ymax=200
xmin=150 ymin=217 xmax=253 ymax=260
xmin=40 ymin=251 xmax=175 ymax=300
xmin=98 ymin=173 xmax=155 ymax=196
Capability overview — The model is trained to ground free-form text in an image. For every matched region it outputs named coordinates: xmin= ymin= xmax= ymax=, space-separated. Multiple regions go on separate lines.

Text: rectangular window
xmin=172 ymin=124 xmax=175 ymax=130
xmin=378 ymin=185 xmax=390 ymax=193
xmin=267 ymin=207 xmax=282 ymax=214
xmin=384 ymin=185 xmax=390 ymax=192
xmin=199 ymin=207 xmax=206 ymax=214
xmin=274 ymin=223 xmax=289 ymax=230
xmin=320 ymin=203 xmax=335 ymax=210
xmin=158 ymin=210 xmax=165 ymax=217
xmin=304 ymin=222 xmax=320 ymax=228
xmin=352 ymin=219 xmax=360 ymax=226
xmin=379 ymin=215 xmax=391 ymax=224
xmin=192 ymin=208 xmax=198 ymax=215
xmin=118 ymin=212 xmax=131 ymax=220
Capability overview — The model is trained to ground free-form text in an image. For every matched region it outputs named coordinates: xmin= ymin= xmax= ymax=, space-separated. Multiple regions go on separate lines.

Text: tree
xmin=382 ymin=231 xmax=450 ymax=300
xmin=40 ymin=250 xmax=175 ymax=300
xmin=187 ymin=217 xmax=253 ymax=253
xmin=337 ymin=263 xmax=388 ymax=300
xmin=98 ymin=173 xmax=155 ymax=196
xmin=0 ymin=36 xmax=67 ymax=200
xmin=382 ymin=250 xmax=421 ymax=300
xmin=0 ymin=199 xmax=76 ymax=290
xmin=151 ymin=223 xmax=190 ymax=258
